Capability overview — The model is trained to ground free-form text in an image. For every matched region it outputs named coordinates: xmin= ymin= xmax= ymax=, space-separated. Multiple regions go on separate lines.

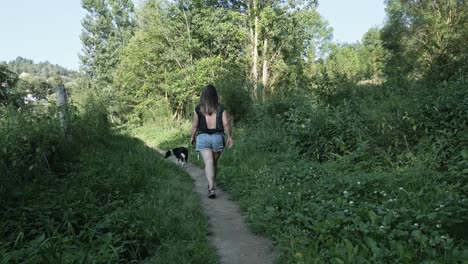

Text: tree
xmin=382 ymin=0 xmax=468 ymax=82
xmin=245 ymin=0 xmax=330 ymax=100
xmin=321 ymin=44 xmax=362 ymax=85
xmin=114 ymin=0 xmax=331 ymax=120
xmin=0 ymin=65 xmax=19 ymax=105
xmin=358 ymin=27 xmax=386 ymax=80
xmin=116 ymin=0 xmax=244 ymax=120
xmin=79 ymin=0 xmax=136 ymax=85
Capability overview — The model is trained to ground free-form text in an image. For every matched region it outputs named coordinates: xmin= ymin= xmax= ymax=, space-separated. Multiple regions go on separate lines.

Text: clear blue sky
xmin=0 ymin=0 xmax=385 ymax=71
xmin=317 ymin=0 xmax=386 ymax=43
xmin=0 ymin=0 xmax=86 ymax=71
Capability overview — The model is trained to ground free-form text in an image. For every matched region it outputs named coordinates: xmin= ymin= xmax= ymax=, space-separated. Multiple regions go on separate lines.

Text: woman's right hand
xmin=226 ymin=137 xmax=233 ymax=149
xmin=190 ymin=137 xmax=195 ymax=146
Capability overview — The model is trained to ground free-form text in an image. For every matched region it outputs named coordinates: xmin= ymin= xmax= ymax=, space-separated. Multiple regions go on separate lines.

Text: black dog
xmin=164 ymin=147 xmax=189 ymax=167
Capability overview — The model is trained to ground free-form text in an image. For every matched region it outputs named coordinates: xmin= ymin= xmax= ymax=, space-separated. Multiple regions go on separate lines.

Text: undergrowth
xmin=138 ymin=80 xmax=468 ymax=263
xmin=0 ymin=97 xmax=217 ymax=263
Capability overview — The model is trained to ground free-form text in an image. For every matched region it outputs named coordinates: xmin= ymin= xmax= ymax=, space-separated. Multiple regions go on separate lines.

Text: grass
xmin=131 ymin=121 xmax=204 ymax=168
xmin=130 ymin=82 xmax=468 ymax=263
xmin=218 ymin=133 xmax=468 ymax=263
xmin=1 ymin=129 xmax=218 ymax=263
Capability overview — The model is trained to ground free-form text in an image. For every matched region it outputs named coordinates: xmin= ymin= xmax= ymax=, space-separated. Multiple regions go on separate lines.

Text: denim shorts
xmin=196 ymin=133 xmax=225 ymax=152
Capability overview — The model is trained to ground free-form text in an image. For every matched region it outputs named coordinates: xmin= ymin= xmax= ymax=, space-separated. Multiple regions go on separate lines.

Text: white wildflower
xmin=349 ymin=201 xmax=354 ymax=205
xmin=357 ymin=181 xmax=361 ymax=185
xmin=399 ymin=187 xmax=404 ymax=191
xmin=344 ymin=209 xmax=349 ymax=213
xmin=441 ymin=236 xmax=447 ymax=239
xmin=437 ymin=224 xmax=441 ymax=228
xmin=414 ymin=223 xmax=419 ymax=227
xmin=343 ymin=191 xmax=348 ymax=195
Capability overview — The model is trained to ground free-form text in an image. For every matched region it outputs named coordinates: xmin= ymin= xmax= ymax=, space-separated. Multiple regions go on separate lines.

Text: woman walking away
xmin=190 ymin=84 xmax=233 ymax=198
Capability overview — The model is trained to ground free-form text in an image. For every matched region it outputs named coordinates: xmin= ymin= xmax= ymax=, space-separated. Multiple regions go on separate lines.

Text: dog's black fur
xmin=165 ymin=147 xmax=189 ymax=167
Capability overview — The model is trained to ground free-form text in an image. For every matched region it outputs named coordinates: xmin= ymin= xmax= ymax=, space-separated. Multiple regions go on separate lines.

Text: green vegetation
xmin=137 ymin=78 xmax=467 ymax=263
xmin=215 ymin=80 xmax=468 ymax=263
xmin=2 ymin=0 xmax=467 ymax=262
xmin=114 ymin=1 xmax=467 ymax=261
xmin=0 ymin=57 xmax=78 ymax=78
xmin=0 ymin=92 xmax=217 ymax=262
xmin=80 ymin=0 xmax=136 ymax=85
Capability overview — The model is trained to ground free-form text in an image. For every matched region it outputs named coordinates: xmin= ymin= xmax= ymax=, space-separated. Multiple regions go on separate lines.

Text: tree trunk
xmin=56 ymin=83 xmax=69 ymax=136
xmin=250 ymin=0 xmax=259 ymax=100
xmin=262 ymin=36 xmax=268 ymax=101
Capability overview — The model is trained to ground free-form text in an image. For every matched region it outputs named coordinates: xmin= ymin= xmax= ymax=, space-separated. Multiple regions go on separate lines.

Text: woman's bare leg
xmin=212 ymin=151 xmax=221 ymax=187
xmin=200 ymin=150 xmax=215 ymax=190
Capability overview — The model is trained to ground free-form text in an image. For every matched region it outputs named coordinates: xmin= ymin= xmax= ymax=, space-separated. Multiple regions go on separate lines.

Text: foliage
xmin=0 ymin=95 xmax=217 ymax=263
xmin=317 ymin=43 xmax=362 ymax=86
xmin=255 ymin=0 xmax=330 ymax=94
xmin=113 ymin=0 xmax=331 ymax=121
xmin=211 ymin=80 xmax=468 ymax=262
xmin=217 ymin=71 xmax=253 ymax=123
xmin=307 ymin=27 xmax=386 ymax=92
xmin=287 ymin=81 xmax=468 ymax=171
xmin=358 ymin=27 xmax=386 ymax=80
xmin=382 ymin=0 xmax=468 ymax=82
xmin=0 ymin=65 xmax=19 ymax=105
xmin=0 ymin=56 xmax=77 ymax=78
xmin=116 ymin=0 xmax=246 ymax=121
xmin=80 ymin=0 xmax=136 ymax=85
xmin=15 ymin=78 xmax=54 ymax=101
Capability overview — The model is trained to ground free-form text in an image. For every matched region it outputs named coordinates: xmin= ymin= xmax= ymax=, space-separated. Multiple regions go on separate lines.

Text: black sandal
xmin=208 ymin=187 xmax=216 ymax=199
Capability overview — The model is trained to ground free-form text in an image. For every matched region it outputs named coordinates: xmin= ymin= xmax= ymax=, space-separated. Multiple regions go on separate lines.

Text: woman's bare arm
xmin=222 ymin=111 xmax=233 ymax=148
xmin=190 ymin=111 xmax=199 ymax=145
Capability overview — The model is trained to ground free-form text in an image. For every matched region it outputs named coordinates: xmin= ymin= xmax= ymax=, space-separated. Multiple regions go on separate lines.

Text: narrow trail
xmin=156 ymin=148 xmax=278 ymax=264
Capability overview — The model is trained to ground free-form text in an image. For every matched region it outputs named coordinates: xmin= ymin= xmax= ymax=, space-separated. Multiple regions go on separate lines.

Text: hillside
xmin=0 ymin=56 xmax=79 ymax=80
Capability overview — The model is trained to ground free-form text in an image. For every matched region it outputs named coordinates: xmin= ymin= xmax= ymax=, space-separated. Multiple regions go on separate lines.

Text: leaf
xmin=364 ymin=237 xmax=381 ymax=257
xmin=461 ymin=149 xmax=468 ymax=159
xmin=368 ymin=210 xmax=377 ymax=225
xmin=426 ymin=212 xmax=436 ymax=220
xmin=411 ymin=230 xmax=428 ymax=245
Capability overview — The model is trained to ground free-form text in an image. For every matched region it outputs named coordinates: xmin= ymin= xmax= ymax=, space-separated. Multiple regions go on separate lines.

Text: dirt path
xmin=156 ymin=149 xmax=278 ymax=264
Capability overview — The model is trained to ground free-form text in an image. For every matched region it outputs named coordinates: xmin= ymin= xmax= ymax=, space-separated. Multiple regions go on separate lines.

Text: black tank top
xmin=195 ymin=104 xmax=224 ymax=135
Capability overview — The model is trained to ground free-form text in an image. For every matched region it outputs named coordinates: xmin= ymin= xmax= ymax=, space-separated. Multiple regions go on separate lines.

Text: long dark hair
xmin=200 ymin=84 xmax=219 ymax=115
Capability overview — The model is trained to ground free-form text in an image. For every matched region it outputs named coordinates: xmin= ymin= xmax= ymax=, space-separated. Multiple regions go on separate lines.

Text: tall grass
xmin=0 ymin=97 xmax=217 ymax=263
xmin=216 ymin=81 xmax=467 ymax=263
xmin=118 ymin=79 xmax=467 ymax=263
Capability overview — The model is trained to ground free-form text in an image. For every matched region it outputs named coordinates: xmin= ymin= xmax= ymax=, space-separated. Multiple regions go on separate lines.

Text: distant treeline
xmin=0 ymin=56 xmax=78 ymax=78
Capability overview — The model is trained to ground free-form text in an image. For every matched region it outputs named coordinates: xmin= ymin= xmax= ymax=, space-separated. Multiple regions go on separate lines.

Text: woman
xmin=190 ymin=84 xmax=233 ymax=198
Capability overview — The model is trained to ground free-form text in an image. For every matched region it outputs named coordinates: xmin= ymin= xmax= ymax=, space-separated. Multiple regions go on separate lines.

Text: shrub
xmin=217 ymin=76 xmax=252 ymax=123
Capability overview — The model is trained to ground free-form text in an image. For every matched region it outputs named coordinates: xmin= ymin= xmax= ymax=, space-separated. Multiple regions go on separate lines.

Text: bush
xmin=215 ymin=80 xmax=468 ymax=262
xmin=217 ymin=76 xmax=252 ymax=123
xmin=0 ymin=106 xmax=62 ymax=182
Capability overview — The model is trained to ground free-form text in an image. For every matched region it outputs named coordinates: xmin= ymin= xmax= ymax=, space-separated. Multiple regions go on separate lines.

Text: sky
xmin=317 ymin=0 xmax=387 ymax=44
xmin=0 ymin=0 xmax=386 ymax=71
